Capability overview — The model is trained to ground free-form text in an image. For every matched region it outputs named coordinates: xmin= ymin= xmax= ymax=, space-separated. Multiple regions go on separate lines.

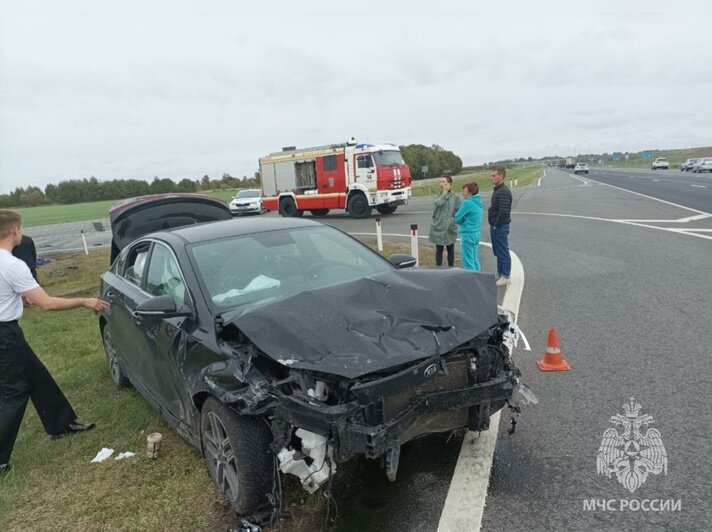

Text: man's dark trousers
xmin=490 ymin=224 xmax=512 ymax=277
xmin=0 ymin=321 xmax=76 ymax=465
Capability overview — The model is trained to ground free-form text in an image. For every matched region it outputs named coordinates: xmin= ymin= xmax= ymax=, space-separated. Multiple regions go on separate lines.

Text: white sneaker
xmin=496 ymin=276 xmax=511 ymax=287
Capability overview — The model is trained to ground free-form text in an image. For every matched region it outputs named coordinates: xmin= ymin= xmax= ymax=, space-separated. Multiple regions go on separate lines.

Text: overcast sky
xmin=1 ymin=0 xmax=711 ymax=194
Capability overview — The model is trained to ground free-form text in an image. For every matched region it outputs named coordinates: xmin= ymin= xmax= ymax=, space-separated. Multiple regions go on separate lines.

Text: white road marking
xmin=437 ymin=247 xmax=524 ymax=532
xmin=690 ymin=184 xmax=707 ymax=188
xmin=619 ymin=213 xmax=711 ymax=223
xmin=514 ymin=212 xmax=712 ymax=241
xmin=566 ymin=172 xmax=590 ymax=185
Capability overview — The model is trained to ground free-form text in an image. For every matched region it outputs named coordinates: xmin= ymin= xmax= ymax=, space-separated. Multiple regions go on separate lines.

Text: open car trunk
xmin=109 ymin=194 xmax=232 ymax=262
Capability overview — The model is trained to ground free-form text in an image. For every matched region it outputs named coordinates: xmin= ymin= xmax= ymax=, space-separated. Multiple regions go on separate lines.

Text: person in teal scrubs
xmin=454 ymin=183 xmax=483 ymax=271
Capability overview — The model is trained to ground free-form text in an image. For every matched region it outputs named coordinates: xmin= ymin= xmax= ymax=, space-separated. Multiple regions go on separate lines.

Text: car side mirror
xmin=389 ymin=254 xmax=417 ymax=269
xmin=134 ymin=295 xmax=192 ymax=318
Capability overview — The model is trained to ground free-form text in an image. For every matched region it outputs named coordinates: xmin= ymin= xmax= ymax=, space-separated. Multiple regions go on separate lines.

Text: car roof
xmin=152 ymin=217 xmax=324 ymax=245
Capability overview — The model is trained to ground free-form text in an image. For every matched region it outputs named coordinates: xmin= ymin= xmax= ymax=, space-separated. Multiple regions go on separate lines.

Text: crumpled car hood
xmin=225 ymin=268 xmax=498 ymax=379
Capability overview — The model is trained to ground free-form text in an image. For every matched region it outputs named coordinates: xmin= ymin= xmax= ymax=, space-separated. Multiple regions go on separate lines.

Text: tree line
xmin=399 ymin=144 xmax=463 ymax=180
xmin=1 ymin=144 xmax=462 ymax=208
xmin=0 ymin=173 xmax=261 ymax=208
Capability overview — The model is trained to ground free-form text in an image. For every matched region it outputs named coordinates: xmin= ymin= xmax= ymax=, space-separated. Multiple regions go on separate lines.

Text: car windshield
xmin=374 ymin=150 xmax=405 ymax=166
xmin=189 ymin=225 xmax=394 ymax=309
xmin=235 ymin=190 xmax=260 ymax=199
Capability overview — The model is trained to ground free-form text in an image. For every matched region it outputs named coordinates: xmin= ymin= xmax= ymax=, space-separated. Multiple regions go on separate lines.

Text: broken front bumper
xmin=272 ymin=352 xmax=516 ymax=463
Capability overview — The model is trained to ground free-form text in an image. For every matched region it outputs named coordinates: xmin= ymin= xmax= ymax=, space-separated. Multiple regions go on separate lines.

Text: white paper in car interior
xmin=212 ymin=275 xmax=281 ymax=304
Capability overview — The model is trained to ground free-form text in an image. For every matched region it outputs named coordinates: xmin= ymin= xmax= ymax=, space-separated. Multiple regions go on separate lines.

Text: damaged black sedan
xmin=100 ymin=215 xmax=525 ymax=516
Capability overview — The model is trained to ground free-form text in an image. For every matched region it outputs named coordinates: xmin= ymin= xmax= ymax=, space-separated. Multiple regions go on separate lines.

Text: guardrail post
xmin=80 ymin=229 xmax=88 ymax=255
xmin=375 ymin=216 xmax=383 ymax=252
xmin=410 ymin=224 xmax=419 ymax=266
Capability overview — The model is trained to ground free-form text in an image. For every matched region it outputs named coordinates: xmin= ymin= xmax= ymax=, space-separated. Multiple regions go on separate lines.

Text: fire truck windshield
xmin=374 ymin=150 xmax=405 ymax=167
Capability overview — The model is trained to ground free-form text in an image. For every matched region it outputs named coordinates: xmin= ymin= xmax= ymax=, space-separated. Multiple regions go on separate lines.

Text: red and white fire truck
xmin=260 ymin=139 xmax=412 ymax=218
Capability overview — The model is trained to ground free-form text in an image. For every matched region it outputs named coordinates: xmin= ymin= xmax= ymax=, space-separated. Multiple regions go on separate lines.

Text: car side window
xmin=145 ymin=243 xmax=186 ymax=307
xmin=123 ymin=243 xmax=151 ymax=287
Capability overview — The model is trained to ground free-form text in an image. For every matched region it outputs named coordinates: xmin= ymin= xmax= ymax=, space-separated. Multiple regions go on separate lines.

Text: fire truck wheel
xmin=310 ymin=209 xmax=330 ymax=217
xmin=376 ymin=204 xmax=398 ymax=215
xmin=347 ymin=194 xmax=372 ymax=219
xmin=280 ymin=197 xmax=303 ymax=217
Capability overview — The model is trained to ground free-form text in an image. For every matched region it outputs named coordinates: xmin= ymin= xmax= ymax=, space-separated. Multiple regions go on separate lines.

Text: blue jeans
xmin=490 ymin=224 xmax=511 ymax=277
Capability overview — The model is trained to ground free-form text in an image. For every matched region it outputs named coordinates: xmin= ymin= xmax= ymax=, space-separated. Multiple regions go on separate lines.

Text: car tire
xmin=279 ymin=197 xmax=303 ymax=217
xmin=310 ymin=209 xmax=330 ymax=217
xmin=376 ymin=204 xmax=398 ymax=215
xmin=200 ymin=398 xmax=275 ymax=516
xmin=102 ymin=323 xmax=131 ymax=388
xmin=347 ymin=194 xmax=372 ymax=219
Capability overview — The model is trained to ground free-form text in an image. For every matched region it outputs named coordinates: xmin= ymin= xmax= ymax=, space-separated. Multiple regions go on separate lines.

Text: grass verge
xmin=0 ymin=244 xmax=443 ymax=531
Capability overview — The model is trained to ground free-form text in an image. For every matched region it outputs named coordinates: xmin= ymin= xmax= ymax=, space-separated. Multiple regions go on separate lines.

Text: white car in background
xmin=651 ymin=157 xmax=669 ymax=170
xmin=573 ymin=162 xmax=589 ymax=174
xmin=229 ymin=189 xmax=265 ymax=215
xmin=680 ymin=158 xmax=699 ymax=171
xmin=692 ymin=157 xmax=712 ymax=173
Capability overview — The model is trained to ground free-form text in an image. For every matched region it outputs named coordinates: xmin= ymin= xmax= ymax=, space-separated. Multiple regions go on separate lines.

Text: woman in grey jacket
xmin=428 ymin=176 xmax=461 ymax=266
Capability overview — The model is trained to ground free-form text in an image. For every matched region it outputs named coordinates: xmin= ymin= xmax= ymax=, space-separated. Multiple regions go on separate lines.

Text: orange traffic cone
xmin=536 ymin=328 xmax=571 ymax=371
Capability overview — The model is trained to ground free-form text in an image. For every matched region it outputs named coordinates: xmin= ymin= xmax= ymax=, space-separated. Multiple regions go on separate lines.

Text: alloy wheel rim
xmin=203 ymin=412 xmax=239 ymax=502
xmin=103 ymin=330 xmax=121 ymax=382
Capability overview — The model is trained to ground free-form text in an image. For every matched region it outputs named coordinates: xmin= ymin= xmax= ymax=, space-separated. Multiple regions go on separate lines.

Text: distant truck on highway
xmin=260 ymin=139 xmax=412 ymax=219
xmin=565 ymin=157 xmax=576 ymax=169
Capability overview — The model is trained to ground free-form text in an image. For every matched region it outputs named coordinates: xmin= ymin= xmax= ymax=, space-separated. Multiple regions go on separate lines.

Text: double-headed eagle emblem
xmin=596 ymin=397 xmax=667 ymax=493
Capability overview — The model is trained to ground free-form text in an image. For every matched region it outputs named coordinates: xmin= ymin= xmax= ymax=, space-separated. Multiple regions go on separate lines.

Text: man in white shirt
xmin=0 ymin=210 xmax=109 ymax=474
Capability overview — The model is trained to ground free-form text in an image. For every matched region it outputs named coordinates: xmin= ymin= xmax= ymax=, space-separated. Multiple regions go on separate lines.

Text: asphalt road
xmin=481 ymin=168 xmax=712 ymax=531
xmin=584 ymin=167 xmax=712 ymax=213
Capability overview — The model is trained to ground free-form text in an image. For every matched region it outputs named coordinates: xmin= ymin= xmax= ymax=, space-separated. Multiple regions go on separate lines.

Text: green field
xmin=411 ymin=165 xmax=545 ymax=197
xmin=15 ymin=190 xmax=239 ymax=228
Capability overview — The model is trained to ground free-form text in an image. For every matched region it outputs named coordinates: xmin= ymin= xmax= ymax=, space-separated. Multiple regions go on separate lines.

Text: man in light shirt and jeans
xmin=0 ymin=209 xmax=109 ymax=474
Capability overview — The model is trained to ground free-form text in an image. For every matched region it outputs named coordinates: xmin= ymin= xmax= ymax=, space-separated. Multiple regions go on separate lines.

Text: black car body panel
xmin=100 ymin=214 xmax=525 ymax=499
xmin=224 ymin=268 xmax=498 ymax=378
xmin=109 ymin=193 xmax=231 ymax=260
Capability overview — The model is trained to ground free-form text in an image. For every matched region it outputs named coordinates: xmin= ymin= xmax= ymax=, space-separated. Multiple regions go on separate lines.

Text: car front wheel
xmin=200 ymin=398 xmax=275 ymax=515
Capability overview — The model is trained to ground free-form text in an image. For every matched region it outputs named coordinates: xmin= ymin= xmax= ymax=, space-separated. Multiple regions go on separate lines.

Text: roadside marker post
xmin=376 ymin=217 xmax=383 ymax=252
xmin=410 ymin=224 xmax=419 ymax=266
xmin=80 ymin=230 xmax=89 ymax=255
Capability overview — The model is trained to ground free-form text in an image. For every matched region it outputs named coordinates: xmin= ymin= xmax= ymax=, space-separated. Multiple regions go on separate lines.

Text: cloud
xmin=1 ymin=1 xmax=711 ymax=193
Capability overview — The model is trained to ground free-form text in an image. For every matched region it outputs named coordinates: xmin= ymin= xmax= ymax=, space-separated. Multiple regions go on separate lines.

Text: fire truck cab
xmin=260 ymin=139 xmax=412 ymax=218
